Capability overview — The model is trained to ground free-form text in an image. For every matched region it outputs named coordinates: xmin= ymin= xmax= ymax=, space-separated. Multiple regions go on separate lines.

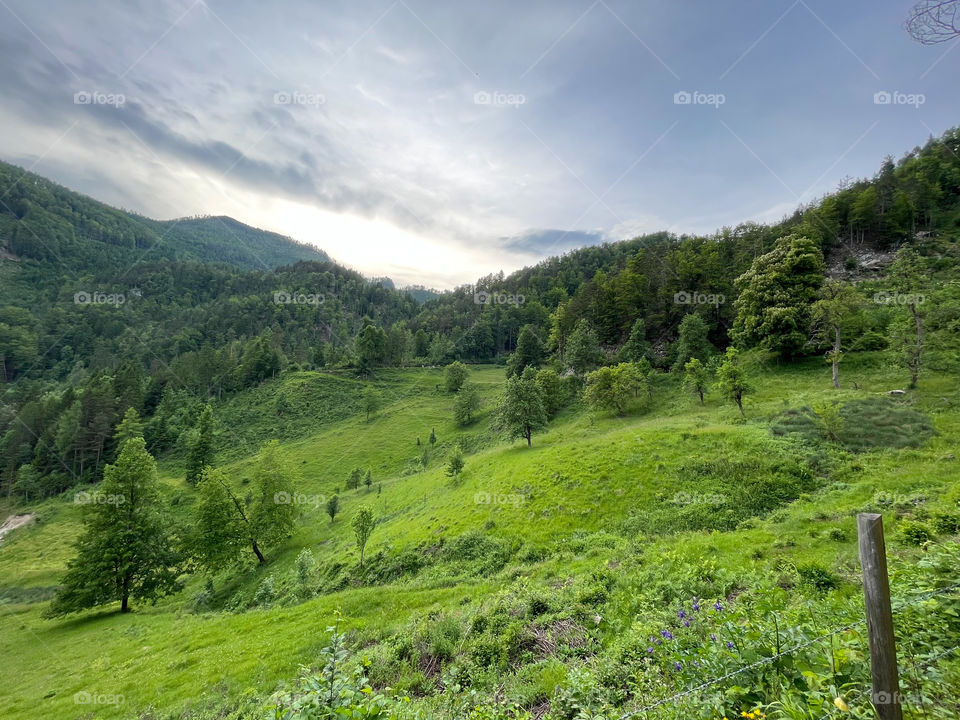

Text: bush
xmin=796 ymin=563 xmax=839 ymax=592
xmin=899 ymin=520 xmax=934 ymax=545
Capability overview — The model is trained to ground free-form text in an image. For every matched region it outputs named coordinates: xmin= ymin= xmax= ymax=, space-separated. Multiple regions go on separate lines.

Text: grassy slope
xmin=1 ymin=359 xmax=958 ymax=719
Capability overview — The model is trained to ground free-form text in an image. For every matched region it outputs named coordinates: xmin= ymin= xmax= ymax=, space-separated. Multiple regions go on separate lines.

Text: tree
xmin=671 ymin=314 xmax=714 ymax=372
xmin=326 ymin=494 xmax=340 ymax=523
xmin=362 ymin=386 xmax=380 ymax=422
xmin=618 ymin=318 xmax=652 ymax=363
xmin=681 ymin=358 xmax=710 ymax=405
xmin=114 ymin=407 xmax=144 ymax=451
xmin=443 ymin=361 xmax=468 ymax=392
xmin=429 ymin=428 xmax=436 ymax=445
xmin=185 ymin=403 xmax=214 ymax=486
xmin=584 ymin=363 xmax=644 ymax=416
xmin=355 ymin=320 xmax=387 ymax=375
xmin=716 ymin=347 xmax=753 ymax=418
xmin=47 ymin=436 xmax=180 ymax=615
xmin=347 ymin=467 xmax=363 ymax=490
xmin=506 ymin=325 xmax=545 ymax=377
xmin=364 ymin=469 xmax=372 ymax=490
xmin=493 ymin=366 xmax=548 ymax=447
xmin=453 ymin=383 xmax=481 ymax=425
xmin=535 ymin=368 xmax=563 ymax=417
xmin=191 ymin=440 xmax=298 ymax=567
xmin=810 ymin=280 xmax=862 ymax=389
xmin=906 ymin=0 xmax=960 ymax=44
xmin=566 ymin=319 xmax=602 ymax=374
xmin=352 ymin=506 xmax=376 ymax=568
xmin=887 ymin=247 xmax=930 ymax=389
xmin=732 ymin=234 xmax=825 ymax=358
xmin=446 ymin=445 xmax=465 ymax=478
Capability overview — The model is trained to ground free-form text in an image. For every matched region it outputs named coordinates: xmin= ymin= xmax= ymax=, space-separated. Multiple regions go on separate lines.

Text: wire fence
xmin=610 ymin=581 xmax=960 ymax=719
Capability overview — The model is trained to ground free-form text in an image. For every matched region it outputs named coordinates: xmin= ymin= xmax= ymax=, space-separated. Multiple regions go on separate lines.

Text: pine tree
xmin=47 ymin=433 xmax=180 ymax=615
xmin=185 ymin=404 xmax=214 ymax=486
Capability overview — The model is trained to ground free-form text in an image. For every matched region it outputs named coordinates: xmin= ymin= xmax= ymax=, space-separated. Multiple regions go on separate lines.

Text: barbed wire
xmin=613 ymin=581 xmax=960 ymax=719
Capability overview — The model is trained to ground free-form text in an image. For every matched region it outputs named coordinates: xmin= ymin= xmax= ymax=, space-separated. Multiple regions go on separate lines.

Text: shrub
xmin=899 ymin=520 xmax=934 ymax=545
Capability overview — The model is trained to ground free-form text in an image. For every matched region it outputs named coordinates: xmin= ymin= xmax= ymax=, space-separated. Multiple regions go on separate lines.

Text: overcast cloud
xmin=0 ymin=0 xmax=956 ymax=287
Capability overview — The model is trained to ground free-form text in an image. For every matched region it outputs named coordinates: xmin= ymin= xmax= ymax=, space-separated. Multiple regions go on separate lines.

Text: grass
xmin=1 ymin=355 xmax=958 ymax=718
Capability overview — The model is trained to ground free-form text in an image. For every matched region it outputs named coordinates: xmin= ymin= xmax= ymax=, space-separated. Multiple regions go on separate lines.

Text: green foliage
xmin=506 ymin=325 xmax=545 ymax=377
xmin=715 ymin=347 xmax=753 ymax=417
xmin=565 ymin=319 xmax=602 ymax=375
xmin=446 ymin=445 xmax=465 ymax=478
xmin=362 ymin=386 xmax=381 ymax=421
xmin=680 ymin=357 xmax=710 ymax=404
xmin=732 ymin=234 xmax=825 ymax=358
xmin=326 ymin=494 xmax=340 ymax=523
xmin=670 ymin=314 xmax=714 ymax=372
xmin=618 ymin=317 xmax=652 ymax=363
xmin=493 ymin=367 xmax=548 ymax=447
xmin=583 ymin=363 xmax=644 ymax=416
xmin=185 ymin=403 xmax=215 ymax=486
xmin=444 ymin=361 xmax=469 ymax=392
xmin=454 ymin=383 xmax=482 ymax=425
xmin=47 ymin=435 xmax=180 ymax=615
xmin=534 ymin=368 xmax=563 ymax=417
xmin=191 ymin=440 xmax=298 ymax=567
xmin=352 ymin=506 xmax=376 ymax=568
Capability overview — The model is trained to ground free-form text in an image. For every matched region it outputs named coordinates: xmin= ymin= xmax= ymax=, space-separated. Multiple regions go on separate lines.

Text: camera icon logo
xmin=474 ymin=91 xmax=491 ymax=105
xmin=673 ymin=291 xmax=691 ymax=304
xmin=474 ymin=291 xmax=491 ymax=305
xmin=674 ymin=91 xmax=691 ymax=105
xmin=273 ymin=91 xmax=291 ymax=105
xmin=874 ymin=91 xmax=892 ymax=105
xmin=73 ymin=91 xmax=92 ymax=105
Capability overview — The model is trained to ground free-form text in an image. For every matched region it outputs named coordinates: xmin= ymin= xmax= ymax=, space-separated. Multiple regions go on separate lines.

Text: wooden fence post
xmin=858 ymin=513 xmax=903 ymax=720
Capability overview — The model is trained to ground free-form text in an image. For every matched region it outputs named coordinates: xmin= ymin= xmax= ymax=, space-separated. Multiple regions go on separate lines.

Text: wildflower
xmin=726 ymin=641 xmax=735 ymax=650
xmin=660 ymin=630 xmax=674 ymax=640
xmin=714 ymin=601 xmax=723 ymax=611
xmin=834 ymin=697 xmax=850 ymax=712
xmin=678 ymin=609 xmax=687 ymax=619
xmin=692 ymin=598 xmax=701 ymax=612
xmin=647 ymin=647 xmax=654 ymax=654
xmin=684 ymin=619 xmax=691 ymax=627
xmin=674 ymin=661 xmax=682 ymax=671
xmin=710 ymin=633 xmax=717 ymax=641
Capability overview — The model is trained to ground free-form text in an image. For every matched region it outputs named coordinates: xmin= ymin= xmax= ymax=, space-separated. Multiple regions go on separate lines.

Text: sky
xmin=0 ymin=0 xmax=956 ymax=288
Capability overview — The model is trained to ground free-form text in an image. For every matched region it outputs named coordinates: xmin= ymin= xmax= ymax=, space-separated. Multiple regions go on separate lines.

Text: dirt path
xmin=0 ymin=513 xmax=35 ymax=544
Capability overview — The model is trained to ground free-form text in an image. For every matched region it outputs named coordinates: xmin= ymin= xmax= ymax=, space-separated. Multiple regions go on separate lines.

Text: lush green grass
xmin=1 ymin=356 xmax=958 ymax=719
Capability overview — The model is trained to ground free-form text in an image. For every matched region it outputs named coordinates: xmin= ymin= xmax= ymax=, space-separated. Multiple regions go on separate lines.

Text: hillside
xmin=0 ymin=160 xmax=328 ymax=271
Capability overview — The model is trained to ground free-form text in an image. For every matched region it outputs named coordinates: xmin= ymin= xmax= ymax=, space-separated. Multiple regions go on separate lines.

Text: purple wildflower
xmin=683 ymin=619 xmax=691 ymax=627
xmin=726 ymin=641 xmax=735 ymax=650
xmin=660 ymin=630 xmax=674 ymax=640
xmin=647 ymin=647 xmax=654 ymax=654
xmin=710 ymin=633 xmax=717 ymax=642
xmin=714 ymin=601 xmax=723 ymax=612
xmin=678 ymin=609 xmax=686 ymax=619
xmin=692 ymin=598 xmax=701 ymax=612
xmin=674 ymin=661 xmax=682 ymax=671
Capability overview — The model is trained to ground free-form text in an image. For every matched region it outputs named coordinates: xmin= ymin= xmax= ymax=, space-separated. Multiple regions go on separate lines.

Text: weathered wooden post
xmin=857 ymin=513 xmax=903 ymax=720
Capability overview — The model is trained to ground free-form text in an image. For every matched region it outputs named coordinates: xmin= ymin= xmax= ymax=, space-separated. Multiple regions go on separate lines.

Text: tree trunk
xmin=698 ymin=390 xmax=704 ymax=405
xmin=909 ymin=305 xmax=923 ymax=389
xmin=525 ymin=426 xmax=532 ymax=447
xmin=735 ymin=395 xmax=745 ymax=418
xmin=832 ymin=326 xmax=841 ymax=389
xmin=251 ymin=538 xmax=266 ymax=565
xmin=120 ymin=575 xmax=130 ymax=612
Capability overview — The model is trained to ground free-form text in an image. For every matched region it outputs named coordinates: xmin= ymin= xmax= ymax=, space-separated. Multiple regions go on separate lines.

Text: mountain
xmin=0 ymin=160 xmax=328 ymax=272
